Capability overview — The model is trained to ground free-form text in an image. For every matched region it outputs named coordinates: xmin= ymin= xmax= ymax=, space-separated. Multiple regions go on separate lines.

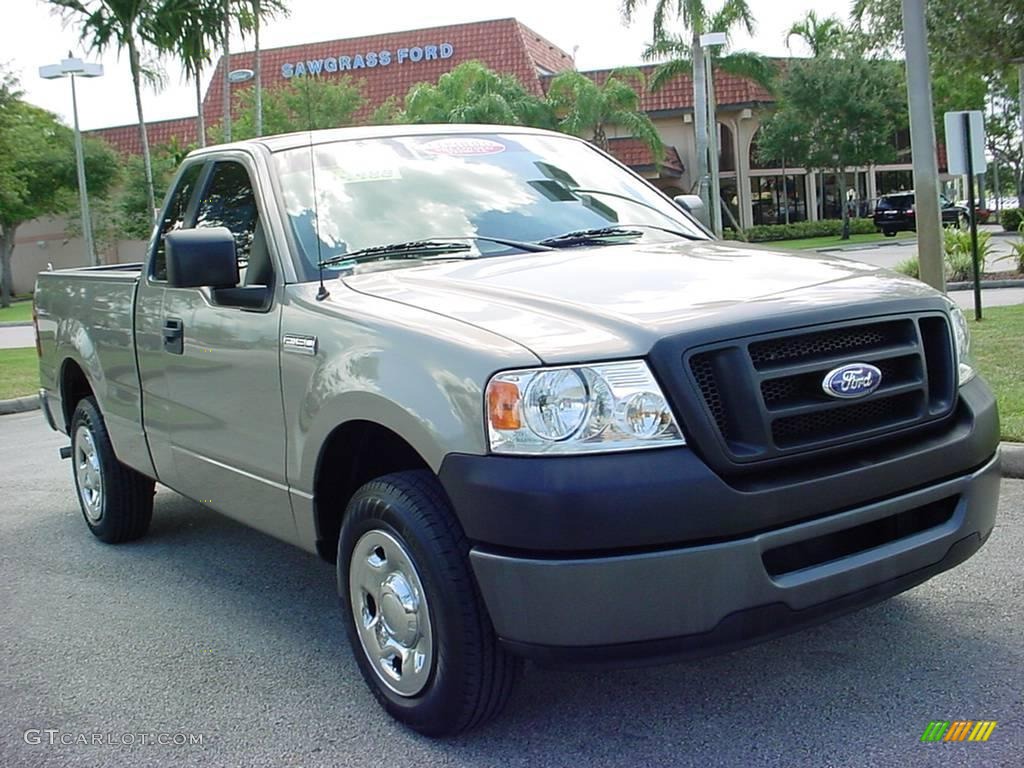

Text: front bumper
xmin=469 ymin=453 xmax=999 ymax=659
xmin=438 ymin=377 xmax=1001 ymax=661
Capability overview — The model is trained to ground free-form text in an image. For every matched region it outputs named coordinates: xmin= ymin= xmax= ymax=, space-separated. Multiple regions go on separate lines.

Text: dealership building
xmin=10 ymin=18 xmax=927 ymax=292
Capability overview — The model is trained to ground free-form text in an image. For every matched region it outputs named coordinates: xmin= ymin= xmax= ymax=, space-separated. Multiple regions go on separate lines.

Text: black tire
xmin=882 ymin=227 xmax=898 ymax=237
xmin=70 ymin=396 xmax=154 ymax=543
xmin=338 ymin=470 xmax=520 ymax=736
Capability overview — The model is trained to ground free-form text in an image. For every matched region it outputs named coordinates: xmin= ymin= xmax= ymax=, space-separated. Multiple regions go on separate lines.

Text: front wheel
xmin=338 ymin=470 xmax=520 ymax=736
xmin=70 ymin=396 xmax=154 ymax=543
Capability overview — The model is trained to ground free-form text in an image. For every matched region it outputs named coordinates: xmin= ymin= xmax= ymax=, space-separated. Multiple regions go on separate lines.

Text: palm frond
xmin=715 ymin=52 xmax=776 ymax=90
xmin=649 ymin=58 xmax=694 ymax=92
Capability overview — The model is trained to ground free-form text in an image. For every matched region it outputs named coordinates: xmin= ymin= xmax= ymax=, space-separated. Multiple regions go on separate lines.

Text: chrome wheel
xmin=74 ymin=425 xmax=103 ymax=523
xmin=349 ymin=529 xmax=433 ymax=697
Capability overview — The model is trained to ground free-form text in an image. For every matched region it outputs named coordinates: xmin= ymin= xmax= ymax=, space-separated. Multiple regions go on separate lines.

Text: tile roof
xmin=86 ymin=116 xmax=197 ymax=156
xmin=607 ymin=138 xmax=683 ymax=176
xmin=549 ymin=64 xmax=775 ymax=114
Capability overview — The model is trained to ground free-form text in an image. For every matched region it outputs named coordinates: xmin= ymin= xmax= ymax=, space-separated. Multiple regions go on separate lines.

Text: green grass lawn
xmin=0 ymin=301 xmax=33 ymax=325
xmin=760 ymin=232 xmax=916 ymax=251
xmin=970 ymin=304 xmax=1024 ymax=442
xmin=0 ymin=347 xmax=38 ymax=401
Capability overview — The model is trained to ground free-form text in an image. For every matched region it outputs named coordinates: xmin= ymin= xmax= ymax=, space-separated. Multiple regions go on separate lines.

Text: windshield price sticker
xmin=417 ymin=138 xmax=507 ymax=157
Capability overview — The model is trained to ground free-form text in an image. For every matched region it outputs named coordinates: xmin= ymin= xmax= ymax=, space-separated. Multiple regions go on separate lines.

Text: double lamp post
xmin=39 ymin=55 xmax=103 ymax=267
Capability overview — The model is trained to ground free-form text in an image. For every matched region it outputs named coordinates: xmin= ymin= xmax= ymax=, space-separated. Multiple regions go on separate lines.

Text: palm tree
xmin=786 ymin=10 xmax=845 ymax=57
xmin=152 ymin=0 xmax=225 ymax=147
xmin=546 ymin=69 xmax=663 ymax=159
xmin=50 ymin=0 xmax=162 ymax=218
xmin=621 ymin=1 xmax=766 ymax=206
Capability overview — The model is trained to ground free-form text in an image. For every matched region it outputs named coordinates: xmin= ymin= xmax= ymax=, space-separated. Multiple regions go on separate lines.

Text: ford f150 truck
xmin=34 ymin=125 xmax=1001 ymax=736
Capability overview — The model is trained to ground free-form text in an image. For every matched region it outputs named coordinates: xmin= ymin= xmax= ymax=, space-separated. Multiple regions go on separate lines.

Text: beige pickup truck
xmin=34 ymin=125 xmax=1001 ymax=735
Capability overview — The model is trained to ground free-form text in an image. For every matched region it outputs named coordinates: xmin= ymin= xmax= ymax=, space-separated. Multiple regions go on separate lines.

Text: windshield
xmin=273 ymin=132 xmax=708 ymax=279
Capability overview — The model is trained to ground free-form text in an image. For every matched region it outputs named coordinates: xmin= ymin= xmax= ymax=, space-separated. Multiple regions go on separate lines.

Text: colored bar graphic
xmin=921 ymin=720 xmax=996 ymax=742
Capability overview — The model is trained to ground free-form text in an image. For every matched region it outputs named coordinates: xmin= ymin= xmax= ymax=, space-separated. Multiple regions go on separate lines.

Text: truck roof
xmin=187 ymin=123 xmax=567 ymax=158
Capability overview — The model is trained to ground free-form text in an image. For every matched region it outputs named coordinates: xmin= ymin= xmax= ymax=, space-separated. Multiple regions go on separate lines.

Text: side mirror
xmin=165 ymin=227 xmax=238 ymax=289
xmin=673 ymin=194 xmax=710 ymax=228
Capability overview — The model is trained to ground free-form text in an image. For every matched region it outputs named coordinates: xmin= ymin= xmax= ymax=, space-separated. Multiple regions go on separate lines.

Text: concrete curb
xmin=1001 ymin=442 xmax=1024 ymax=480
xmin=0 ymin=395 xmax=39 ymax=415
xmin=0 ymin=321 xmax=33 ymax=328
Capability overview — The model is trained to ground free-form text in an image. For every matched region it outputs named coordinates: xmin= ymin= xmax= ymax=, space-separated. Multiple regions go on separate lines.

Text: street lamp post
xmin=701 ymin=32 xmax=728 ymax=237
xmin=39 ymin=55 xmax=103 ymax=267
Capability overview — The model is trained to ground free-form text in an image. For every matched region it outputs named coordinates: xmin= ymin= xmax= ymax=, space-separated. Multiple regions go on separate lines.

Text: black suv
xmin=874 ymin=191 xmax=969 ymax=236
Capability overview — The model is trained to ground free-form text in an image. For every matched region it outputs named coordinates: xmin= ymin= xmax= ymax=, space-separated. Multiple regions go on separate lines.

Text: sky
xmin=3 ymin=0 xmax=852 ymax=131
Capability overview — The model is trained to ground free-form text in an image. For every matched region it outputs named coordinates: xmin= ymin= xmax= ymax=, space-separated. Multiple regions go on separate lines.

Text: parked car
xmin=956 ymin=200 xmax=992 ymax=225
xmin=874 ymin=191 xmax=969 ymax=235
xmin=34 ymin=125 xmax=1001 ymax=736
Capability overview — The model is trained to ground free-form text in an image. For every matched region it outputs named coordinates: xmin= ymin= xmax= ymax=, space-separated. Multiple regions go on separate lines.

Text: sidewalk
xmin=0 ymin=325 xmax=34 ymax=350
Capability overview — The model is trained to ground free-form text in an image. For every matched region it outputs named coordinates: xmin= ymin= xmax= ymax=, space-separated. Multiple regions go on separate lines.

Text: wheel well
xmin=60 ymin=359 xmax=93 ymax=431
xmin=314 ymin=421 xmax=431 ymax=562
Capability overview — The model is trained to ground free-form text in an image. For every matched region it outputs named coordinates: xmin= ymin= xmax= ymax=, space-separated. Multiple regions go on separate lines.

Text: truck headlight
xmin=485 ymin=360 xmax=685 ymax=454
xmin=949 ymin=305 xmax=976 ymax=386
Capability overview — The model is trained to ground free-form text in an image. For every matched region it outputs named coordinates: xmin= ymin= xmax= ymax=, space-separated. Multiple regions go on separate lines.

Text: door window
xmin=194 ymin=161 xmax=260 ymax=274
xmin=151 ymin=163 xmax=203 ymax=281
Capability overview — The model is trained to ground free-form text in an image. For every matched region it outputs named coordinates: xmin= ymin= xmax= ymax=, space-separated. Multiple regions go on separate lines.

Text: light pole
xmin=39 ymin=55 xmax=103 ymax=266
xmin=701 ymin=32 xmax=727 ymax=237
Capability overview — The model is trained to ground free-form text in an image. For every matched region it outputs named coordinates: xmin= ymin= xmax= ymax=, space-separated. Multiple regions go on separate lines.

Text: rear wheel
xmin=70 ymin=397 xmax=154 ymax=543
xmin=338 ymin=470 xmax=519 ymax=736
xmin=882 ymin=227 xmax=898 ymax=237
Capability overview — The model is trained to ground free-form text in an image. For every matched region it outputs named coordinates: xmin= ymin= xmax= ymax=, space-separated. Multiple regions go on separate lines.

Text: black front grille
xmin=749 ymin=322 xmax=902 ymax=368
xmin=684 ymin=314 xmax=956 ymax=464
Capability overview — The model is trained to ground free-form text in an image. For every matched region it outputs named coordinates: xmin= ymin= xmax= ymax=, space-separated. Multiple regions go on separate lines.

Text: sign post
xmin=944 ymin=110 xmax=987 ymax=320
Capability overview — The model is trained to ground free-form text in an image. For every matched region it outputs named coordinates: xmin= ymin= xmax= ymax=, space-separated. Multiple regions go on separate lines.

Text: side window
xmin=194 ymin=161 xmax=260 ymax=276
xmin=151 ymin=163 xmax=203 ymax=281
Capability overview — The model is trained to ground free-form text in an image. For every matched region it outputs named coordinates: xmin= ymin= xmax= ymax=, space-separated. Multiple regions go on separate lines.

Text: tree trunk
xmin=838 ymin=170 xmax=850 ymax=240
xmin=0 ymin=225 xmax=16 ymax=308
xmin=691 ymin=33 xmax=709 ymax=212
xmin=254 ymin=0 xmax=262 ymax=137
xmin=222 ymin=0 xmax=232 ymax=143
xmin=195 ymin=75 xmax=206 ymax=147
xmin=128 ymin=38 xmax=157 ymax=222
xmin=593 ymin=124 xmax=608 ymax=151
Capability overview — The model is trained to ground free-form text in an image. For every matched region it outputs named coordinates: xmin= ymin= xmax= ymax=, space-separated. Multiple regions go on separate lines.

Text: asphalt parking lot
xmin=1 ymin=409 xmax=1021 ymax=767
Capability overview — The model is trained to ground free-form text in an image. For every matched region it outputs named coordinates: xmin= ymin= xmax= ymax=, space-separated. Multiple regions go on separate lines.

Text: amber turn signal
xmin=487 ymin=380 xmax=521 ymax=431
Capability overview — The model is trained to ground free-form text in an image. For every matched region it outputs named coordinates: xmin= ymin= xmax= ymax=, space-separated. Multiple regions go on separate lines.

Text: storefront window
xmin=719 ymin=177 xmax=740 ymax=229
xmin=718 ymin=123 xmax=736 ymax=173
xmin=818 ymin=171 xmax=870 ymax=219
xmin=876 ymin=170 xmax=913 ymax=196
xmin=750 ymin=175 xmax=807 ymax=225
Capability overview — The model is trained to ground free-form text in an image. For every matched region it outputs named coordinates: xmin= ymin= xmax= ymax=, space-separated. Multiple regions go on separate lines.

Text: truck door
xmin=144 ymin=156 xmax=294 ymax=543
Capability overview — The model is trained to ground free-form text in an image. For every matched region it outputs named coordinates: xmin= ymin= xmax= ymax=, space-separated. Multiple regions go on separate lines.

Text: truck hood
xmin=342 ymin=240 xmax=945 ymax=363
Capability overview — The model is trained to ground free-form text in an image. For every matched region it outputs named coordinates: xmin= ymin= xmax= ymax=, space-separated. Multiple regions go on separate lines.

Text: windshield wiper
xmin=538 ymin=223 xmax=698 ymax=249
xmin=319 ymin=235 xmax=552 ymax=268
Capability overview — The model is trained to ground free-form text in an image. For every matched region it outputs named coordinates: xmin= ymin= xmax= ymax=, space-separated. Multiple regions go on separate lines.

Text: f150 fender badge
xmin=822 ymin=363 xmax=882 ymax=399
xmin=283 ymin=334 xmax=318 ymax=356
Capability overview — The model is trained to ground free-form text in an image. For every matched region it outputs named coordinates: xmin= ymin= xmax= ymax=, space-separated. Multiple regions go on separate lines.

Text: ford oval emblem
xmin=821 ymin=363 xmax=883 ymax=399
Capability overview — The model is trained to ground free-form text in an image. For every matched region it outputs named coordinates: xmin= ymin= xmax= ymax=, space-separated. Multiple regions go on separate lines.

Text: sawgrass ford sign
xmin=281 ymin=42 xmax=455 ymax=78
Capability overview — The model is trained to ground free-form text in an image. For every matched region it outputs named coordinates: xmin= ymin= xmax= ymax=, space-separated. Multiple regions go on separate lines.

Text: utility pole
xmin=901 ymin=0 xmax=944 ymax=292
xmin=701 ymin=32 xmax=727 ymax=237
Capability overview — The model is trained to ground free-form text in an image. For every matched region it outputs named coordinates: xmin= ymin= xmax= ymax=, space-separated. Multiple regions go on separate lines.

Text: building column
xmin=736 ymin=112 xmax=755 ymax=229
xmin=867 ymin=165 xmax=878 ymax=206
xmin=807 ymin=171 xmax=819 ymax=222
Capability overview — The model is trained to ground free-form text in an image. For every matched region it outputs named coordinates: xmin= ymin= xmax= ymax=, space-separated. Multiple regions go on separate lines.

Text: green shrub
xmin=1000 ymin=222 xmax=1024 ymax=274
xmin=894 ymin=257 xmax=920 ymax=279
xmin=942 ymin=226 xmax=991 ymax=280
xmin=739 ymin=218 xmax=876 ymax=242
xmin=999 ymin=208 xmax=1023 ymax=232
xmin=945 ymin=251 xmax=975 ymax=282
